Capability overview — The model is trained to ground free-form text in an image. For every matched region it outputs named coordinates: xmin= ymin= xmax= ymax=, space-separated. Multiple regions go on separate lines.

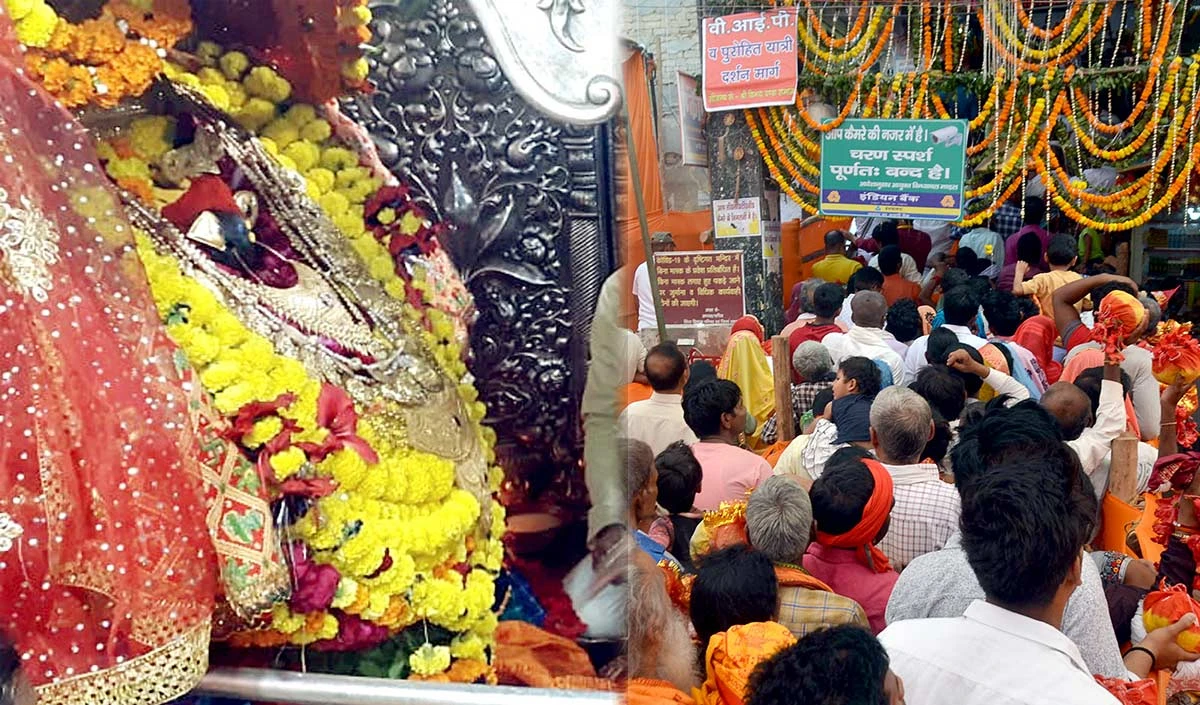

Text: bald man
xmin=1041 ymin=362 xmax=1125 ymax=498
xmin=822 ymin=291 xmax=907 ymax=387
xmin=813 ymin=230 xmax=862 ymax=284
xmin=619 ymin=342 xmax=697 ymax=455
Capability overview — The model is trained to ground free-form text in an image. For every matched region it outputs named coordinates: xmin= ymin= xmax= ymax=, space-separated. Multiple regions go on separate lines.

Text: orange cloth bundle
xmin=1150 ymin=320 xmax=1200 ymax=447
xmin=492 ymin=621 xmax=616 ymax=690
xmin=630 ymin=679 xmax=698 ymax=705
xmin=1143 ymin=584 xmax=1200 ymax=652
xmin=1093 ymin=675 xmax=1160 ymax=705
xmin=695 ymin=622 xmax=796 ymax=705
xmin=1152 ymin=321 xmax=1200 ymax=386
xmin=1091 ymin=290 xmax=1146 ymax=364
xmin=696 ymin=499 xmax=751 ymax=557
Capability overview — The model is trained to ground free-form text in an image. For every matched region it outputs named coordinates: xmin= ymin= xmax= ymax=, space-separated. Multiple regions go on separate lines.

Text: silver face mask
xmin=744 ymin=412 xmax=757 ymax=435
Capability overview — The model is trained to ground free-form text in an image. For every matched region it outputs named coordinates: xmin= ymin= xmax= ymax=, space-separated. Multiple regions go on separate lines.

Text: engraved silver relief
xmin=347 ymin=0 xmax=613 ymax=504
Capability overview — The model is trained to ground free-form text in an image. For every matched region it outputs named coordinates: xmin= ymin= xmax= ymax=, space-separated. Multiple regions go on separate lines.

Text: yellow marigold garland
xmin=135 ymin=236 xmax=503 ymax=670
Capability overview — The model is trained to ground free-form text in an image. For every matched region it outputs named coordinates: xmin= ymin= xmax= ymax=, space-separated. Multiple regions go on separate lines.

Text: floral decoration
xmin=4 ymin=0 xmax=193 ymax=108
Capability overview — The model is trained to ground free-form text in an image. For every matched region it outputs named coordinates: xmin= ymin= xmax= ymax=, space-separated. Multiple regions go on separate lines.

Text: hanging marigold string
xmin=746 ymin=109 xmax=819 ymax=214
xmin=800 ymin=0 xmax=870 ymax=50
xmin=974 ymin=1 xmax=1114 ymax=71
xmin=747 ymin=0 xmax=1200 ymax=230
xmin=1015 ymin=0 xmax=1080 ymax=41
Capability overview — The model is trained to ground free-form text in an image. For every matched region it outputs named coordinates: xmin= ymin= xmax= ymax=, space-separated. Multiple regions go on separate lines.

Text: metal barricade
xmin=194 ymin=668 xmax=621 ymax=705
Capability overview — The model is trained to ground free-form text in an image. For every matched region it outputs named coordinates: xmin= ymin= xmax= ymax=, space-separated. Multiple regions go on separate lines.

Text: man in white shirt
xmin=1074 ymin=367 xmax=1177 ymax=496
xmin=885 ymin=401 xmax=1125 ymax=678
xmin=1064 ymin=342 xmax=1160 ymax=440
xmin=879 ymin=453 xmax=1182 ymax=704
xmin=867 ymin=250 xmax=921 ymax=283
xmin=824 ymin=291 xmax=907 ymax=387
xmin=632 ymin=232 xmax=676 ymax=338
xmin=870 ymin=387 xmax=959 ymax=570
xmin=905 ymin=285 xmax=989 ymax=379
xmin=1040 ymin=364 xmax=1125 ymax=498
xmin=619 ymin=342 xmax=697 ymax=455
xmin=836 ymin=267 xmax=884 ymax=330
xmin=862 ymin=219 xmax=922 ymax=283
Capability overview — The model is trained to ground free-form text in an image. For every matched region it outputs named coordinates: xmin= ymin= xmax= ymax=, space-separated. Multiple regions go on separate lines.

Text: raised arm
xmin=1157 ymin=379 xmax=1195 ymax=458
xmin=1050 ymin=273 xmax=1139 ymax=342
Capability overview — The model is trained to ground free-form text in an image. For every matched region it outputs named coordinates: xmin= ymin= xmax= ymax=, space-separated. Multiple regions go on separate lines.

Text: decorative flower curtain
xmin=747 ymin=0 xmax=1200 ymax=230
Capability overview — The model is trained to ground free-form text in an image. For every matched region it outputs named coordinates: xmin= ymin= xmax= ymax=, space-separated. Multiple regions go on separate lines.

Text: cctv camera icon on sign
xmin=931 ymin=126 xmax=963 ymax=147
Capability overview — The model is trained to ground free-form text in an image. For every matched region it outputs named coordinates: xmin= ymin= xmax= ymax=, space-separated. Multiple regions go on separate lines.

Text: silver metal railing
xmin=194 ymin=668 xmax=621 ymax=705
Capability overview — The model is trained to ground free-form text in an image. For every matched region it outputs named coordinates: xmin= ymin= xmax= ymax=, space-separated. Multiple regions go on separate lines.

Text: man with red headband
xmin=803 ymin=448 xmax=899 ymax=633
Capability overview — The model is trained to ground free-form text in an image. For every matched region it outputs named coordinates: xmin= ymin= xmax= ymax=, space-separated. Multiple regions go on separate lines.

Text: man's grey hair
xmin=792 ymin=341 xmax=835 ymax=382
xmin=870 ymin=386 xmax=932 ymax=464
xmin=620 ymin=437 xmax=656 ymax=506
xmin=799 ymin=278 xmax=827 ymax=315
xmin=1139 ymin=294 xmax=1162 ymax=335
xmin=746 ymin=475 xmax=813 ymax=564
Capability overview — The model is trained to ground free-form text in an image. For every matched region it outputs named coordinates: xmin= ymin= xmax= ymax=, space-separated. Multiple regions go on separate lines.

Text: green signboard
xmin=819 ymin=118 xmax=968 ymax=221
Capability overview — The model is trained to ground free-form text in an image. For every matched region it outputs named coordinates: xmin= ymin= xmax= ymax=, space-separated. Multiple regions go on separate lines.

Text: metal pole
xmin=194 ymin=668 xmax=620 ymax=705
xmin=622 ymin=55 xmax=668 ymax=343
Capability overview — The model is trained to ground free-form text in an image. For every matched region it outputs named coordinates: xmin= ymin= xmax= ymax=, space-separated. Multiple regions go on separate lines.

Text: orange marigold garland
xmin=9 ymin=0 xmax=192 ymax=108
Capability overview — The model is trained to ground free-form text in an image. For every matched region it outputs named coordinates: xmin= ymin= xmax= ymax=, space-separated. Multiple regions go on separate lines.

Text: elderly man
xmin=761 ymin=341 xmax=837 ymax=445
xmin=747 ymin=475 xmax=869 ymax=638
xmin=1040 ymin=360 xmax=1124 ymax=498
xmin=627 ymin=549 xmax=699 ymax=694
xmin=823 ymin=291 xmax=907 ymax=387
xmin=870 ymin=387 xmax=960 ymax=570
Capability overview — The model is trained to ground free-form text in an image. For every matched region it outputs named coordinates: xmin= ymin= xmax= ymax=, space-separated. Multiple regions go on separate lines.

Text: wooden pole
xmin=1108 ymin=431 xmax=1140 ymax=503
xmin=771 ymin=335 xmax=794 ymax=442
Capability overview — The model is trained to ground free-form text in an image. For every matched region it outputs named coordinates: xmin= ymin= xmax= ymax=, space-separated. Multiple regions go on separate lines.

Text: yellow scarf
xmin=694 ymin=622 xmax=796 ymax=705
xmin=717 ymin=332 xmax=775 ymax=447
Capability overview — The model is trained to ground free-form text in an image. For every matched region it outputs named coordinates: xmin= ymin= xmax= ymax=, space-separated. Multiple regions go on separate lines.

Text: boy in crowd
xmin=647 ymin=441 xmax=704 ymax=573
xmin=801 ymin=357 xmax=882 ymax=481
xmin=1013 ymin=234 xmax=1086 ymax=317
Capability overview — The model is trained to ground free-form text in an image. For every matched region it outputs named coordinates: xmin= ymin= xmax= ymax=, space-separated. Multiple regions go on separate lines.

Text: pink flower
xmin=289 ymin=543 xmax=341 ymax=613
xmin=314 ymin=611 xmax=390 ymax=652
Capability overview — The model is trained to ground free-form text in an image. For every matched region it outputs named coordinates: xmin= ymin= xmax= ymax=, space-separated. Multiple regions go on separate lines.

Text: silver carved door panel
xmin=343 ymin=0 xmax=618 ymax=508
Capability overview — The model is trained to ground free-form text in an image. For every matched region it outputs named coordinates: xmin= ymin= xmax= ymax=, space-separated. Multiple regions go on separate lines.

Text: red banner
xmin=654 ymin=251 xmax=746 ymax=326
xmin=702 ymin=9 xmax=798 ymax=112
